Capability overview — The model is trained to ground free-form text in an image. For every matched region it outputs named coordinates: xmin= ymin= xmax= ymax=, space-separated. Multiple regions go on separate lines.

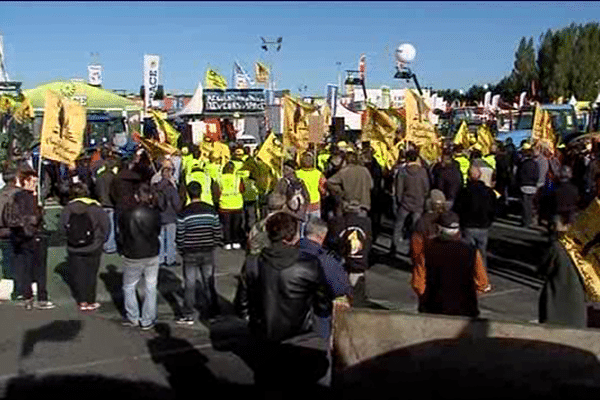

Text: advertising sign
xmin=203 ymin=89 xmax=266 ymax=114
xmin=144 ymin=54 xmax=160 ymax=110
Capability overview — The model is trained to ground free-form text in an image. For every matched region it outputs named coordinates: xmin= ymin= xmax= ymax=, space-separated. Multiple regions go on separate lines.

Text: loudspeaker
xmin=331 ymin=117 xmax=345 ymax=141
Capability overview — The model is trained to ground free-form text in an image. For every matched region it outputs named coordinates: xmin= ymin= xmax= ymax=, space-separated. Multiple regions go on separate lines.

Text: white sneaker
xmin=224 ymin=244 xmax=232 ymax=250
xmin=232 ymin=243 xmax=241 ymax=250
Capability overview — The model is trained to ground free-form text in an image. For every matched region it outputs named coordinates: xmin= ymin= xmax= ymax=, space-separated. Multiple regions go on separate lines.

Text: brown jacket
xmin=327 ymin=164 xmax=373 ymax=210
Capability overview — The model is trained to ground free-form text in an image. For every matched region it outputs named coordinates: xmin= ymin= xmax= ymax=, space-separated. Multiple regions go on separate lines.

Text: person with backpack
xmin=153 ymin=160 xmax=181 ymax=267
xmin=274 ymin=160 xmax=310 ymax=220
xmin=7 ymin=167 xmax=53 ymax=310
xmin=60 ymin=180 xmax=110 ymax=311
xmin=0 ymin=167 xmax=20 ymax=286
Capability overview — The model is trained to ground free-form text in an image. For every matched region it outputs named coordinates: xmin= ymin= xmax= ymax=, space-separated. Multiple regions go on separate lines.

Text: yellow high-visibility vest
xmin=232 ymin=159 xmax=244 ymax=173
xmin=483 ymin=155 xmax=496 ymax=171
xmin=455 ymin=155 xmax=470 ymax=185
xmin=205 ymin=162 xmax=222 ymax=183
xmin=317 ymin=153 xmax=330 ymax=172
xmin=186 ymin=170 xmax=214 ymax=206
xmin=182 ymin=154 xmax=195 ymax=176
xmin=219 ymin=173 xmax=243 ymax=210
xmin=295 ymin=168 xmax=322 ymax=205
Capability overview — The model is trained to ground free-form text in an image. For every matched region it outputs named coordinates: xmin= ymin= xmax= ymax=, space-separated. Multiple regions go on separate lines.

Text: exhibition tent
xmin=24 ymin=80 xmax=142 ymax=111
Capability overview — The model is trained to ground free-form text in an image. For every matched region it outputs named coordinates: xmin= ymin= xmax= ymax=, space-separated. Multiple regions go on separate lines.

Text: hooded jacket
xmin=245 ymin=242 xmax=328 ymax=342
xmin=395 ymin=162 xmax=430 ymax=213
xmin=60 ymin=198 xmax=110 ymax=254
xmin=118 ymin=204 xmax=161 ymax=259
xmin=109 ymin=169 xmax=142 ymax=211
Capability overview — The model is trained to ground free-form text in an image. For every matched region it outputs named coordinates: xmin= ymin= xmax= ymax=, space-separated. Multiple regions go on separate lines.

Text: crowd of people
xmin=0 ymin=129 xmax=598 ymax=341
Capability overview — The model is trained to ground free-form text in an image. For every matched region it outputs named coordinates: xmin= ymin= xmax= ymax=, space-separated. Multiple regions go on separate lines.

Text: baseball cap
xmin=437 ymin=212 xmax=460 ymax=229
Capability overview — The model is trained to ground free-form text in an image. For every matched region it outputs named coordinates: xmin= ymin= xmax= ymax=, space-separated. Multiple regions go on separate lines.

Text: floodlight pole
xmin=394 ymin=66 xmax=423 ymax=96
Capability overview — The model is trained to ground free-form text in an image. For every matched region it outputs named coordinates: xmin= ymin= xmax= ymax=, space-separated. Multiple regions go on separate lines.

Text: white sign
xmin=190 ymin=120 xmax=207 ymax=145
xmin=144 ymin=54 xmax=160 ymax=110
xmin=88 ymin=64 xmax=102 ymax=86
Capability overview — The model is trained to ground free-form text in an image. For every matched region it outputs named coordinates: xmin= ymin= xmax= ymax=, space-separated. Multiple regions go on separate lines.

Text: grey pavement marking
xmin=0 ymin=342 xmax=214 ymax=383
xmin=479 ymin=288 xmax=523 ymax=298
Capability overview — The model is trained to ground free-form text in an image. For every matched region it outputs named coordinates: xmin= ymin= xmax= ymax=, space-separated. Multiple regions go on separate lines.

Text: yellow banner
xmin=257 ymin=132 xmax=283 ymax=177
xmin=205 ymin=69 xmax=227 ymax=90
xmin=370 ymin=139 xmax=398 ymax=171
xmin=40 ymin=90 xmax=86 ymax=167
xmin=255 ymin=61 xmax=269 ymax=84
xmin=150 ymin=109 xmax=180 ymax=146
xmin=531 ymin=106 xmax=543 ymax=143
xmin=404 ymin=89 xmax=440 ymax=162
xmin=561 ymin=198 xmax=600 ymax=302
xmin=283 ymin=95 xmax=317 ymax=155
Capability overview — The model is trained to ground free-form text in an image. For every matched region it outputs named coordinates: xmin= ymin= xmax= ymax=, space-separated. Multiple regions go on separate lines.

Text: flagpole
xmin=37 ymin=155 xmax=43 ymax=207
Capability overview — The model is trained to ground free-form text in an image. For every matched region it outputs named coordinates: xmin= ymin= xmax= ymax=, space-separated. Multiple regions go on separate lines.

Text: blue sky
xmin=2 ymin=1 xmax=599 ymax=96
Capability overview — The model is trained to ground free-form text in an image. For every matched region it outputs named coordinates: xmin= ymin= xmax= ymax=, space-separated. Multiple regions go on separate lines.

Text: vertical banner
xmin=40 ymin=91 xmax=86 ymax=167
xmin=326 ymin=84 xmax=338 ymax=117
xmin=144 ymin=54 xmax=160 ymax=111
xmin=87 ymin=64 xmax=103 ymax=86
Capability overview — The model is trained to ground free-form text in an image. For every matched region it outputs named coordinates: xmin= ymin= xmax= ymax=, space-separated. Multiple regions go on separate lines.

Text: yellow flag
xmin=205 ymin=69 xmax=227 ymax=89
xmin=13 ymin=95 xmax=35 ymax=124
xmin=150 ymin=109 xmax=180 ymax=146
xmin=283 ymin=95 xmax=316 ymax=155
xmin=453 ymin=120 xmax=471 ymax=149
xmin=476 ymin=124 xmax=494 ymax=155
xmin=532 ymin=107 xmax=556 ymax=152
xmin=255 ymin=61 xmax=269 ymax=84
xmin=139 ymin=136 xmax=179 ymax=161
xmin=0 ymin=95 xmax=16 ymax=114
xmin=40 ymin=91 xmax=86 ymax=167
xmin=405 ymin=89 xmax=440 ymax=162
xmin=257 ymin=132 xmax=283 ymax=176
xmin=363 ymin=104 xmax=397 ymax=149
xmin=370 ymin=139 xmax=398 ymax=171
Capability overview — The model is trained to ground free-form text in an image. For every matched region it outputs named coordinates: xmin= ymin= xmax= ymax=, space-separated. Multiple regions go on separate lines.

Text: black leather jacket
xmin=117 ymin=205 xmax=161 ymax=259
xmin=236 ymin=241 xmax=329 ymax=343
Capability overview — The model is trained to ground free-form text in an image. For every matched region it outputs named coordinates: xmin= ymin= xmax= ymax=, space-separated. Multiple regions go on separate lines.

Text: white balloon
xmin=395 ymin=43 xmax=416 ymax=63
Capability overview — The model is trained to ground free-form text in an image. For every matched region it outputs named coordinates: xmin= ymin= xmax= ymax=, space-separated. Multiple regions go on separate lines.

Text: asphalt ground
xmin=0 ymin=203 xmax=554 ymax=398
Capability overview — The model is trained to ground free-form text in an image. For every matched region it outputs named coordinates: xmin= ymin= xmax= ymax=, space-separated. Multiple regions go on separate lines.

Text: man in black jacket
xmin=517 ymin=144 xmax=540 ymax=228
xmin=453 ymin=166 xmax=496 ymax=270
xmin=431 ymin=148 xmax=463 ymax=208
xmin=119 ymin=183 xmax=162 ymax=330
xmin=242 ymin=212 xmax=331 ymax=388
xmin=244 ymin=212 xmax=329 ymax=343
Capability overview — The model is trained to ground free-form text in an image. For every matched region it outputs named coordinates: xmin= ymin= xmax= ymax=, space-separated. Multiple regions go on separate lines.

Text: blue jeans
xmin=182 ymin=250 xmax=218 ymax=318
xmin=462 ymin=227 xmax=489 ymax=269
xmin=159 ymin=223 xmax=177 ymax=265
xmin=122 ymin=256 xmax=159 ymax=326
xmin=103 ymin=208 xmax=117 ymax=254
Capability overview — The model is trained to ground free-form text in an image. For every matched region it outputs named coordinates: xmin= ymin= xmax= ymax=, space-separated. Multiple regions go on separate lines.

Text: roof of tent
xmin=172 ymin=82 xmax=204 ymax=118
xmin=24 ymin=80 xmax=142 ymax=111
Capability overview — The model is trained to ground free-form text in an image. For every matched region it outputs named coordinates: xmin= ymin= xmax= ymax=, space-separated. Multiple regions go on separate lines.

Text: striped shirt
xmin=176 ymin=201 xmax=223 ymax=253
